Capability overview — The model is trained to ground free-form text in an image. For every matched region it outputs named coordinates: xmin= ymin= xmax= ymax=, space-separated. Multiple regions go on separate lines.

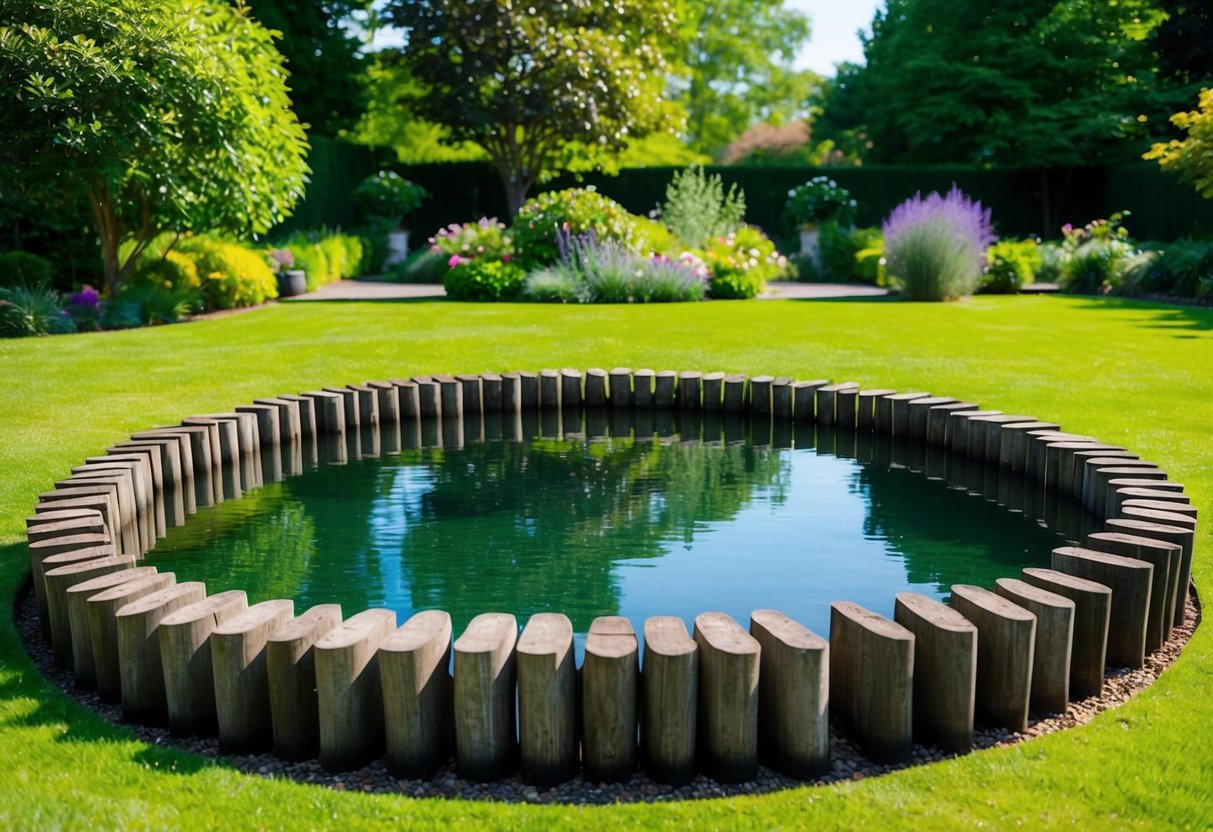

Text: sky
xmin=788 ymin=0 xmax=881 ymax=77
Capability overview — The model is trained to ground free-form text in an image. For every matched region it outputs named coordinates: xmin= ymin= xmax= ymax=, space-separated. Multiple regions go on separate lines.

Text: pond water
xmin=146 ymin=415 xmax=1093 ymax=645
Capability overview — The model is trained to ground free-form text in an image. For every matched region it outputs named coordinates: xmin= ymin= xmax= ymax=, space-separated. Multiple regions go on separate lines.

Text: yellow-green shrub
xmin=177 ymin=238 xmax=277 ymax=310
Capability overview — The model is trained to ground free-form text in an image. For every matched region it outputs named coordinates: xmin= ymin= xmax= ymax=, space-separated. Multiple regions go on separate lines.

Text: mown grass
xmin=0 ymin=294 xmax=1210 ymax=830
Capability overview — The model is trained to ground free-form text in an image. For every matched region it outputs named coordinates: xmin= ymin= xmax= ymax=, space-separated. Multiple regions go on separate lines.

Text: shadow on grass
xmin=1067 ymin=295 xmax=1213 ymax=337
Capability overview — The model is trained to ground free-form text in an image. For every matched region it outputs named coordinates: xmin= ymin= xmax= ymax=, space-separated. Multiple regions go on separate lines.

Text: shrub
xmin=0 ymin=251 xmax=55 ymax=290
xmin=279 ymin=234 xmax=330 ymax=291
xmin=555 ymin=229 xmax=707 ymax=303
xmin=338 ymin=235 xmax=366 ymax=278
xmin=124 ymin=251 xmax=205 ymax=314
xmin=443 ymin=258 xmax=526 ymax=301
xmin=634 ymin=256 xmax=708 ymax=302
xmin=393 ymin=248 xmax=449 ymax=284
xmin=353 ymin=170 xmax=429 ymax=228
xmin=782 ymin=176 xmax=857 ymax=232
xmin=702 ymin=226 xmax=789 ymax=299
xmin=1036 ymin=241 xmax=1066 ymax=284
xmin=0 ymin=283 xmax=75 ymax=337
xmin=318 ymin=236 xmax=348 ymax=282
xmin=512 ymin=188 xmax=639 ymax=269
xmin=64 ymin=285 xmax=104 ymax=331
xmin=176 ymin=238 xmax=277 ymax=310
xmin=817 ymin=224 xmax=884 ymax=284
xmin=631 ymin=216 xmax=683 ymax=256
xmin=882 ymin=186 xmax=994 ymax=301
xmin=1057 ymin=213 xmax=1135 ymax=295
xmin=982 ymin=239 xmax=1041 ymax=293
xmin=1121 ymin=238 xmax=1213 ymax=298
xmin=657 ymin=167 xmax=745 ymax=248
xmin=431 ymin=218 xmax=512 ymax=264
xmin=525 ymin=266 xmax=585 ymax=303
xmin=110 ymin=280 xmax=199 ymax=326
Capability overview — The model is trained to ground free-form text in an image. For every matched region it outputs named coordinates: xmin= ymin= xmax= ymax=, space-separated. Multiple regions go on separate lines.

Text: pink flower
xmin=1061 ymin=223 xmax=1073 ymax=235
xmin=448 ymin=254 xmax=462 ymax=268
xmin=502 ymin=253 xmax=513 ymax=263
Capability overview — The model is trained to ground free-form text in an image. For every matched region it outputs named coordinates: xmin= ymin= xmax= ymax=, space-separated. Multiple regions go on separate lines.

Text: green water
xmin=147 ymin=420 xmax=1090 ymax=641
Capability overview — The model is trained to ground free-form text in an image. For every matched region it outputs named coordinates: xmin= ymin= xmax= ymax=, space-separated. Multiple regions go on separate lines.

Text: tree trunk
xmin=504 ymin=176 xmax=530 ymax=219
xmin=88 ymin=186 xmax=124 ymax=297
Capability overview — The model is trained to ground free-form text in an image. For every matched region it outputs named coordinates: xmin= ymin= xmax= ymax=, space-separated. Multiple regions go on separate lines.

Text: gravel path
xmin=15 ymin=586 xmax=1198 ymax=805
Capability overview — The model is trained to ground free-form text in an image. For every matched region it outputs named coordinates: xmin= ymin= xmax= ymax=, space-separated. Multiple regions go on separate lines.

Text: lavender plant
xmin=545 ymin=227 xmax=706 ymax=303
xmin=882 ymin=186 xmax=995 ymax=301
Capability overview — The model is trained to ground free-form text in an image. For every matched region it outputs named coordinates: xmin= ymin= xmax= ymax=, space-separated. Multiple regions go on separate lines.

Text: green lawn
xmin=1 ymin=295 xmax=1210 ymax=830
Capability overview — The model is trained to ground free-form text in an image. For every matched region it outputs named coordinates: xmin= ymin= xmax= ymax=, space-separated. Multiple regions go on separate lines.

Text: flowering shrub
xmin=65 ymin=284 xmax=104 ymax=331
xmin=1058 ymin=212 xmax=1135 ymax=295
xmin=882 ymin=186 xmax=995 ymax=301
xmin=443 ymin=258 xmax=527 ymax=301
xmin=430 ymin=218 xmax=513 ymax=265
xmin=981 ymin=239 xmax=1041 ymax=294
xmin=701 ymin=225 xmax=790 ymax=299
xmin=352 ymin=170 xmax=429 ymax=228
xmin=511 ymin=188 xmax=639 ymax=269
xmin=267 ymin=248 xmax=293 ymax=274
xmin=782 ymin=176 xmax=857 ymax=230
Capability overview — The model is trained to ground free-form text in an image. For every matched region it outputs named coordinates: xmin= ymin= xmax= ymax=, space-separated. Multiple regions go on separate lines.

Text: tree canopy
xmin=384 ymin=0 xmax=679 ymax=215
xmin=0 ymin=0 xmax=309 ymax=292
xmin=1146 ymin=88 xmax=1213 ymax=198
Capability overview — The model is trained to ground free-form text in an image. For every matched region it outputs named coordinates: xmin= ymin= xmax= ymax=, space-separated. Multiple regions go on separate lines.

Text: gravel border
xmin=14 ymin=583 xmax=1199 ymax=805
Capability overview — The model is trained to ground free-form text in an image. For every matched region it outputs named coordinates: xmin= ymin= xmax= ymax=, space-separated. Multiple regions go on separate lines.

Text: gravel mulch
xmin=14 ymin=586 xmax=1199 ymax=805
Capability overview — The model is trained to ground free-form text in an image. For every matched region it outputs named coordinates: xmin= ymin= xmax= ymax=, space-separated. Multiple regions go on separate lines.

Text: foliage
xmin=0 ymin=0 xmax=309 ymax=293
xmin=657 ymin=167 xmax=746 ymax=248
xmin=630 ymin=217 xmax=684 ymax=257
xmin=108 ymin=279 xmax=199 ymax=326
xmin=883 ymin=186 xmax=995 ymax=301
xmin=554 ymin=230 xmax=706 ymax=303
xmin=818 ymin=223 xmax=884 ymax=284
xmin=352 ymin=171 xmax=429 ymax=229
xmin=1122 ymin=237 xmax=1213 ymax=298
xmin=702 ymin=226 xmax=789 ymax=299
xmin=276 ymin=230 xmax=366 ymax=288
xmin=782 ymin=177 xmax=857 ymax=231
xmin=0 ymin=282 xmax=73 ymax=337
xmin=511 ymin=189 xmax=640 ymax=270
xmin=385 ymin=0 xmax=678 ymax=214
xmin=721 ymin=122 xmax=854 ymax=167
xmin=443 ymin=259 xmax=527 ymax=301
xmin=243 ymin=0 xmax=370 ymax=137
xmin=0 ymin=251 xmax=54 ymax=290
xmin=981 ymin=240 xmax=1042 ymax=294
xmin=1057 ymin=213 xmax=1136 ymax=295
xmin=1146 ymin=88 xmax=1213 ymax=198
xmin=524 ymin=266 xmax=585 ymax=303
xmin=1151 ymin=0 xmax=1213 ymax=88
xmin=392 ymin=248 xmax=448 ymax=284
xmin=64 ymin=285 xmax=103 ymax=331
xmin=430 ymin=219 xmax=512 ymax=265
xmin=126 ymin=250 xmax=204 ymax=314
xmin=675 ymin=0 xmax=820 ymax=158
xmin=175 ymin=238 xmax=278 ymax=310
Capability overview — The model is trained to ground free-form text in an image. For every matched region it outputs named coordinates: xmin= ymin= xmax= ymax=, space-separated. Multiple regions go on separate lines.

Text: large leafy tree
xmin=675 ymin=0 xmax=821 ymax=160
xmin=383 ymin=0 xmax=679 ymax=215
xmin=0 ymin=0 xmax=309 ymax=293
xmin=1146 ymin=88 xmax=1213 ymax=197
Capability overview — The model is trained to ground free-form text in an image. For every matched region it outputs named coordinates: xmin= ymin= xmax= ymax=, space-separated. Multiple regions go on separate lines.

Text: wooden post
xmin=87 ymin=572 xmax=175 ymax=701
xmin=277 ymin=394 xmax=318 ymax=439
xmin=113 ymin=438 xmax=185 ymax=528
xmin=1109 ymin=487 xmax=1190 ymax=517
xmin=44 ymin=555 xmax=134 ymax=669
xmin=750 ymin=376 xmax=774 ymax=417
xmin=96 ymin=451 xmax=164 ymax=539
xmin=653 ymin=370 xmax=677 ymax=409
xmin=926 ymin=402 xmax=978 ymax=447
xmin=130 ymin=429 xmax=197 ymax=519
xmin=678 ymin=371 xmax=702 ymax=411
xmin=1082 ymin=459 xmax=1163 ymax=516
xmin=693 ymin=612 xmax=760 ymax=783
xmin=585 ymin=368 xmax=608 ymax=408
xmin=560 ymin=368 xmax=583 ymax=412
xmin=115 ymin=582 xmax=208 ymax=722
xmin=608 ymin=368 xmax=633 ymax=409
xmin=949 ymin=585 xmax=1036 ymax=732
xmin=539 ymin=369 xmax=560 ymax=409
xmin=27 ymin=513 xmax=106 ymax=545
xmin=498 ymin=372 xmax=520 ymax=415
xmin=55 ymin=477 xmax=140 ymax=554
xmin=892 ymin=593 xmax=976 ymax=753
xmin=211 ymin=599 xmax=296 ymax=752
xmin=513 ymin=370 xmax=537 ymax=411
xmin=1022 ymin=568 xmax=1110 ymax=699
xmin=631 ymin=369 xmax=654 ymax=409
xmin=453 ymin=612 xmax=518 ymax=782
xmin=993 ymin=579 xmax=1074 ymax=714
xmin=64 ymin=566 xmax=157 ymax=687
xmin=883 ymin=392 xmax=930 ymax=436
xmin=457 ymin=374 xmax=483 ymax=417
xmin=393 ymin=380 xmax=421 ymax=420
xmin=701 ymin=372 xmax=725 ymax=413
xmin=302 ymin=390 xmax=346 ymax=435
xmin=1068 ymin=449 xmax=1139 ymax=499
xmin=857 ymin=388 xmax=896 ymax=432
xmin=159 ymin=590 xmax=249 ymax=735
xmin=63 ymin=467 xmax=148 ymax=551
xmin=266 ymin=604 xmax=343 ymax=760
xmin=947 ymin=410 xmax=1002 ymax=456
xmin=793 ymin=380 xmax=829 ymax=422
xmin=28 ymin=536 xmax=114 ymax=629
xmin=1084 ymin=532 xmax=1180 ymax=648
xmin=365 ymin=381 xmax=401 ymax=426
xmin=180 ymin=418 xmax=241 ymax=501
xmin=1051 ymin=546 xmax=1153 ymax=669
xmin=749 ymin=609 xmax=829 ymax=777
xmin=582 ymin=616 xmax=639 ymax=783
xmin=829 ymin=602 xmax=914 ymax=762
xmin=962 ymin=415 xmax=1032 ymax=462
xmin=1104 ymin=518 xmax=1193 ymax=628
xmin=314 ymin=608 xmax=396 ymax=771
xmin=906 ymin=396 xmax=957 ymax=441
xmin=380 ymin=610 xmax=453 ymax=780
xmin=722 ymin=374 xmax=747 ymax=413
xmin=641 ymin=616 xmax=697 ymax=785
xmin=517 ymin=613 xmax=577 ymax=786
xmin=772 ymin=378 xmax=794 ymax=421
xmin=1119 ymin=505 xmax=1197 ymax=531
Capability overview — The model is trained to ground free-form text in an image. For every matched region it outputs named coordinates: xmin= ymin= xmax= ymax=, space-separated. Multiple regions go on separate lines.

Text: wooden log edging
xmin=22 ymin=368 xmax=1197 ymax=791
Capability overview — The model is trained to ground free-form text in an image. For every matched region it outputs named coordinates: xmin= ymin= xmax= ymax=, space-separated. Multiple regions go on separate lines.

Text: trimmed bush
xmin=443 ymin=259 xmax=526 ymax=301
xmin=512 ymin=189 xmax=639 ymax=269
xmin=702 ymin=226 xmax=789 ymax=299
xmin=982 ymin=239 xmax=1041 ymax=294
xmin=176 ymin=238 xmax=277 ymax=310
xmin=0 ymin=251 xmax=55 ymax=290
xmin=318 ymin=236 xmax=348 ymax=282
xmin=883 ymin=186 xmax=994 ymax=301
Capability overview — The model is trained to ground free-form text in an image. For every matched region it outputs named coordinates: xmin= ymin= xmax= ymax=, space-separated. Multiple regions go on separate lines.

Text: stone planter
xmin=384 ymin=230 xmax=411 ymax=268
xmin=799 ymin=224 xmax=821 ymax=262
xmin=278 ymin=269 xmax=308 ymax=298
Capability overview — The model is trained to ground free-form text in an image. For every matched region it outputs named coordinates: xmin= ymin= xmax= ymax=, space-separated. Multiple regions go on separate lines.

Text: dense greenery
xmin=1147 ymin=88 xmax=1213 ymax=198
xmin=0 ymin=297 xmax=1211 ymax=828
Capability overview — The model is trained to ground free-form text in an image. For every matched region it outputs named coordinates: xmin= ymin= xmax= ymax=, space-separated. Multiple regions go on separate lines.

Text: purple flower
xmin=67 ymin=285 xmax=101 ymax=309
xmin=882 ymin=185 xmax=996 ymax=301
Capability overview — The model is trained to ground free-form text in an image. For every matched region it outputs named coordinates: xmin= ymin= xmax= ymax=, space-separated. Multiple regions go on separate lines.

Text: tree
xmin=243 ymin=0 xmax=371 ymax=137
xmin=1146 ymin=88 xmax=1213 ymax=197
xmin=0 ymin=0 xmax=309 ymax=293
xmin=384 ymin=0 xmax=679 ymax=215
xmin=675 ymin=0 xmax=821 ymax=159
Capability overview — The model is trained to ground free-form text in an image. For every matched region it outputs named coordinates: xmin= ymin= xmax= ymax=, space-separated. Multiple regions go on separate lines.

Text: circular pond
xmin=145 ymin=414 xmax=1095 ymax=645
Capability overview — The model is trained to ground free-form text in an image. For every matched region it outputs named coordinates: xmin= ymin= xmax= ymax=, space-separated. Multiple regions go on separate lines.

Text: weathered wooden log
xmin=538 ymin=369 xmax=561 ymax=410
xmin=949 ymin=585 xmax=1036 ymax=732
xmin=1084 ymin=531 xmax=1179 ymax=647
xmin=54 ymin=477 xmax=140 ymax=554
xmin=993 ymin=579 xmax=1074 ymax=714
xmin=414 ymin=378 xmax=442 ymax=420
xmin=905 ymin=396 xmax=957 ymax=441
xmin=254 ymin=396 xmax=303 ymax=447
xmin=64 ymin=566 xmax=157 ymax=687
xmin=517 ymin=613 xmax=577 ymax=786
xmin=749 ymin=609 xmax=829 ymax=777
xmin=1040 ymin=440 xmax=1111 ymax=492
xmin=276 ymin=394 xmax=318 ymax=439
xmin=582 ymin=616 xmax=639 ymax=783
xmin=64 ymin=466 xmax=149 ymax=551
xmin=180 ymin=417 xmax=242 ymax=501
xmin=892 ymin=593 xmax=976 ymax=753
xmin=1104 ymin=518 xmax=1194 ymax=628
xmin=364 ymin=381 xmax=401 ymax=426
xmin=1108 ymin=487 xmax=1190 ymax=517
xmin=1052 ymin=546 xmax=1152 ymax=669
xmin=172 ymin=420 xmax=224 ymax=505
xmin=678 ymin=371 xmax=702 ymax=411
xmin=882 ymin=392 xmax=930 ymax=437
xmin=962 ymin=414 xmax=1031 ymax=462
xmin=632 ymin=369 xmax=655 ymax=409
xmin=115 ymin=582 xmax=208 ymax=721
xmin=453 ymin=612 xmax=519 ymax=781
xmin=792 ymin=380 xmax=829 ymax=423
xmin=266 ymin=604 xmax=343 ymax=760
xmin=583 ymin=368 xmax=607 ymax=408
xmin=608 ymin=368 xmax=633 ymax=409
xmin=1083 ymin=459 xmax=1163 ymax=516
xmin=653 ymin=370 xmax=677 ymax=409
xmin=815 ymin=382 xmax=858 ymax=427
xmin=28 ymin=535 xmax=114 ymax=630
xmin=211 ymin=599 xmax=296 ymax=752
xmin=1021 ymin=568 xmax=1110 ymax=698
xmin=159 ymin=590 xmax=249 ymax=735
xmin=457 ymin=374 xmax=483 ymax=416
xmin=322 ymin=386 xmax=362 ymax=433
xmin=26 ymin=513 xmax=107 ymax=545
xmin=749 ymin=375 xmax=775 ymax=417
xmin=380 ymin=610 xmax=453 ymax=780
xmin=1067 ymin=450 xmax=1139 ymax=498
xmin=44 ymin=555 xmax=134 ymax=669
xmin=314 ymin=608 xmax=396 ymax=771
xmin=771 ymin=378 xmax=794 ymax=421
xmin=984 ymin=420 xmax=1056 ymax=466
xmin=829 ymin=601 xmax=914 ymax=762
xmin=113 ymin=437 xmax=185 ymax=527
xmin=86 ymin=572 xmax=175 ymax=700
xmin=832 ymin=384 xmax=859 ymax=429
xmin=641 ymin=616 xmax=698 ymax=785
xmin=946 ymin=409 xmax=1002 ymax=456
xmin=301 ymin=390 xmax=346 ymax=435
xmin=1119 ymin=505 xmax=1197 ymax=531
xmin=236 ymin=402 xmax=282 ymax=462
xmin=393 ymin=380 xmax=421 ymax=420
xmin=856 ymin=388 xmax=896 ymax=432
xmin=693 ymin=612 xmax=761 ymax=783
xmin=96 ymin=451 xmax=165 ymax=539
xmin=558 ymin=368 xmax=582 ymax=411
xmin=722 ymin=374 xmax=747 ymax=413
xmin=130 ymin=429 xmax=198 ymax=518
xmin=701 ymin=372 xmax=725 ymax=413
